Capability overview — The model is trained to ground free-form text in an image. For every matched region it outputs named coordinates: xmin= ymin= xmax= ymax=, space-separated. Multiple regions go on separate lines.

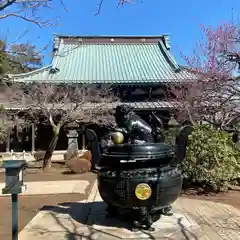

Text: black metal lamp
xmin=0 ymin=160 xmax=27 ymax=240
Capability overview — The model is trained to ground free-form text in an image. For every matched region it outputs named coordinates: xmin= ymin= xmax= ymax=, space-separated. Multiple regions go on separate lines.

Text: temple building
xmin=3 ymin=35 xmax=195 ymax=152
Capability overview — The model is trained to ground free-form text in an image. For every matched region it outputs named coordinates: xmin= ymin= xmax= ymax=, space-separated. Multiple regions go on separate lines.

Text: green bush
xmin=181 ymin=125 xmax=240 ymax=191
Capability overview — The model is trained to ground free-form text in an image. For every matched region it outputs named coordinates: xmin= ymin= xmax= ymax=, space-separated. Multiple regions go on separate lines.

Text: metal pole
xmin=11 ymin=194 xmax=18 ymax=240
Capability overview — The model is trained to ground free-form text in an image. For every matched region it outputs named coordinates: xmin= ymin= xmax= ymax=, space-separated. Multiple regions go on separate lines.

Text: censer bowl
xmin=97 ymin=143 xmax=183 ymax=231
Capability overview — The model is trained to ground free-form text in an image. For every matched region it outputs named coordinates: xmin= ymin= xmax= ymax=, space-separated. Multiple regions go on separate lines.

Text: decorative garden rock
xmin=66 ymin=150 xmax=92 ymax=173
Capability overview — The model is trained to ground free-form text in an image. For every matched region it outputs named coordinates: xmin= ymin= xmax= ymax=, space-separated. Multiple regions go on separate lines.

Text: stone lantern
xmin=64 ymin=122 xmax=79 ymax=160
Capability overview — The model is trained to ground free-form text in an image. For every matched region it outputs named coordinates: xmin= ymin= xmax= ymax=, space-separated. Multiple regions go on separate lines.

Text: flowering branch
xmin=167 ymin=23 xmax=239 ymax=129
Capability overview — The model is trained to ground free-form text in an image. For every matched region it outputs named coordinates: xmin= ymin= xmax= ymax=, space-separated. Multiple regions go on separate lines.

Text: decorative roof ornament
xmin=163 ymin=35 xmax=171 ymax=50
xmin=53 ymin=36 xmax=60 ymax=54
xmin=49 ymin=67 xmax=60 ymax=74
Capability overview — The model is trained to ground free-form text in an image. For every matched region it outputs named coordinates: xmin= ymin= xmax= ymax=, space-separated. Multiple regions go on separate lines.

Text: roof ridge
xmin=61 ymin=42 xmax=161 ymax=45
xmin=53 ymin=34 xmax=167 ymax=38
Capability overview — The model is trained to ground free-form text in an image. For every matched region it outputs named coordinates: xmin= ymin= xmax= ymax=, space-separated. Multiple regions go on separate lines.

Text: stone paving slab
xmin=18 ymin=206 xmax=91 ymax=240
xmin=18 ymin=181 xmax=98 ymax=240
xmin=176 ymin=198 xmax=240 ymax=240
xmin=18 ymin=180 xmax=240 ymax=240
xmin=0 ymin=180 xmax=89 ymax=196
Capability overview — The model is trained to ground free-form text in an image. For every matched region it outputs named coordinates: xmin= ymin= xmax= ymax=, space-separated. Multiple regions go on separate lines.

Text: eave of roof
xmin=2 ymin=101 xmax=180 ymax=111
xmin=8 ymin=65 xmax=52 ymax=81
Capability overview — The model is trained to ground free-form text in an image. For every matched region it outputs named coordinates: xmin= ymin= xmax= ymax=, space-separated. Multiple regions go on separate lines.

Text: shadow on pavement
xmin=41 ymin=201 xmax=132 ymax=228
xmin=41 ymin=201 xmax=199 ymax=240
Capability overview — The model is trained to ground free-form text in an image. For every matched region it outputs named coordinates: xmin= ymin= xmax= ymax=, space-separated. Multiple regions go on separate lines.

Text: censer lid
xmin=99 ymin=143 xmax=175 ymax=167
xmin=105 ymin=143 xmax=173 ymax=156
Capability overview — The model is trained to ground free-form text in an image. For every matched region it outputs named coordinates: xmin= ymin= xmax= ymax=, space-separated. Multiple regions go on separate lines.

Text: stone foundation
xmin=86 ymin=192 xmax=201 ymax=239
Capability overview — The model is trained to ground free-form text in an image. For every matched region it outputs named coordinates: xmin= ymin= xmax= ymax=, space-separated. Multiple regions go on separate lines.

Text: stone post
xmin=66 ymin=130 xmax=79 ymax=160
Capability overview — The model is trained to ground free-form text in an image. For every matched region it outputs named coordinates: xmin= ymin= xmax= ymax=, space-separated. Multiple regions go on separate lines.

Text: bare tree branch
xmin=0 ymin=82 xmax=118 ymax=169
xmin=0 ymin=0 xmax=62 ymax=28
xmin=95 ymin=0 xmax=137 ymax=15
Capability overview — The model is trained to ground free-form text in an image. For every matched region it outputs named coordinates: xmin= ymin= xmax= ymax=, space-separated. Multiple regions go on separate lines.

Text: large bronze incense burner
xmin=95 ymin=105 xmax=193 ymax=232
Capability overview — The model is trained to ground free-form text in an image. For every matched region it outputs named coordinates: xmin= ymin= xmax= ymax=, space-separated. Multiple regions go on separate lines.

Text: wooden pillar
xmin=6 ymin=127 xmax=11 ymax=152
xmin=82 ymin=126 xmax=86 ymax=150
xmin=31 ymin=123 xmax=35 ymax=154
xmin=148 ymin=87 xmax=152 ymax=100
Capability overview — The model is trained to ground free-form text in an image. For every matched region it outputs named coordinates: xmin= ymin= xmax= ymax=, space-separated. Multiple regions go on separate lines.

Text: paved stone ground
xmin=18 ymin=182 xmax=98 ymax=240
xmin=177 ymin=197 xmax=240 ymax=240
xmin=0 ymin=193 xmax=89 ymax=240
xmin=0 ymin=173 xmax=96 ymax=240
xmin=18 ymin=181 xmax=240 ymax=240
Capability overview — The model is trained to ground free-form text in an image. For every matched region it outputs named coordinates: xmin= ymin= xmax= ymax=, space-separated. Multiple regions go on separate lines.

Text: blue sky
xmin=1 ymin=0 xmax=239 ymax=65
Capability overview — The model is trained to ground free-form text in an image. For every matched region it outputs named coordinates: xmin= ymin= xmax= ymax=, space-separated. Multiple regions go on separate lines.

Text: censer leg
xmin=140 ymin=207 xmax=155 ymax=232
xmin=161 ymin=205 xmax=173 ymax=216
xmin=151 ymin=212 xmax=161 ymax=222
xmin=132 ymin=221 xmax=140 ymax=232
xmin=145 ymin=225 xmax=155 ymax=232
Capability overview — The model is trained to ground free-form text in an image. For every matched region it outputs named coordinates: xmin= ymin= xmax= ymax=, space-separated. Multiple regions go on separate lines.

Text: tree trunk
xmin=42 ymin=124 xmax=61 ymax=171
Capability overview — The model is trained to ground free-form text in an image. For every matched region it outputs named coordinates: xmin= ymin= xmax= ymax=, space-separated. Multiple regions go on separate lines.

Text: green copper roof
xmin=9 ymin=36 xmax=195 ymax=83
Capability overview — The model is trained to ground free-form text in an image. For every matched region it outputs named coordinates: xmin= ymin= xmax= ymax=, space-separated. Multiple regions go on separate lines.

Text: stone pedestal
xmin=66 ymin=130 xmax=79 ymax=160
xmin=86 ymin=193 xmax=202 ymax=239
xmin=88 ymin=205 xmax=200 ymax=239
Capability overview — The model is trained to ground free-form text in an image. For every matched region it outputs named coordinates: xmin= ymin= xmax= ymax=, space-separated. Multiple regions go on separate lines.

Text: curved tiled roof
xmin=3 ymin=101 xmax=180 ymax=111
xmin=9 ymin=35 xmax=196 ymax=83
